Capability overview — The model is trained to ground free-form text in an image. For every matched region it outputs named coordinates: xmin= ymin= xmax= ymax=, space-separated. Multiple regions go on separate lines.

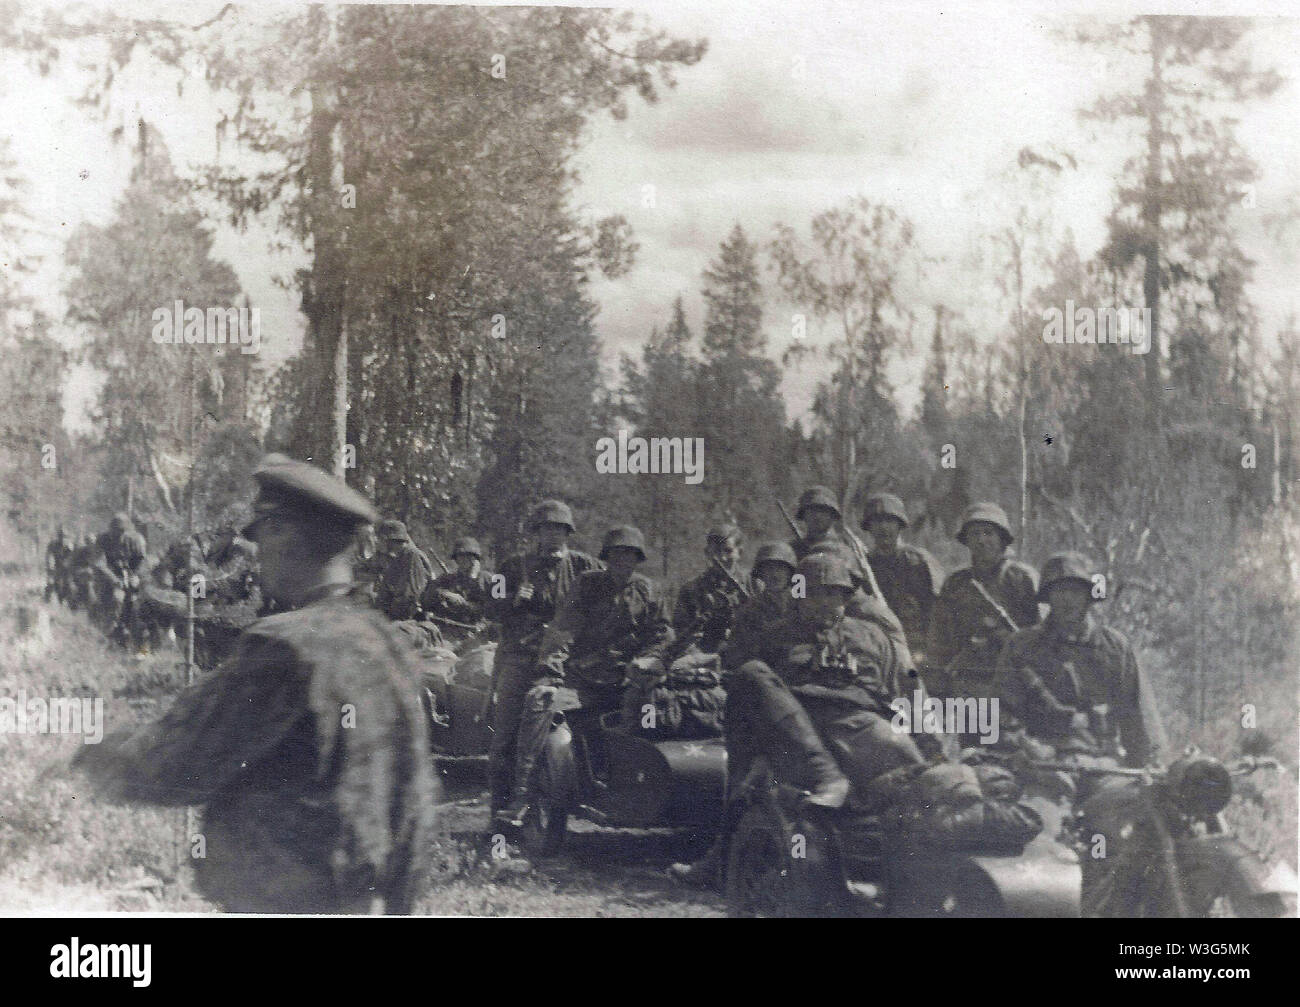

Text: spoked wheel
xmin=725 ymin=803 xmax=845 ymax=918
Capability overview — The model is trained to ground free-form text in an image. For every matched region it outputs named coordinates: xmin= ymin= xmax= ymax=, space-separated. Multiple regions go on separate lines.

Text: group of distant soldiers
xmin=44 ymin=512 xmax=260 ymax=658
xmin=75 ymin=454 xmax=1167 ymax=914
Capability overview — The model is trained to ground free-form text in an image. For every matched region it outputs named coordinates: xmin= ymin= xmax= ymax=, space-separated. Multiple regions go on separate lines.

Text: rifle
xmin=426 ymin=544 xmax=452 ymax=576
xmin=837 ymin=520 xmax=889 ymax=611
xmin=778 ymin=495 xmax=894 ymax=618
xmin=711 ymin=555 xmax=753 ymax=600
xmin=967 ymin=577 xmax=1021 ymax=634
xmin=776 ymin=497 xmax=802 ymax=542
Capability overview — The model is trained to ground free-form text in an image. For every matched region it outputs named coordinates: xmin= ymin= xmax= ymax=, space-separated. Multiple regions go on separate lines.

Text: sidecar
xmin=723 ymin=758 xmax=1082 ymax=918
xmin=421 ymin=642 xmax=497 ymax=758
xmin=518 ymin=705 xmax=727 ymax=858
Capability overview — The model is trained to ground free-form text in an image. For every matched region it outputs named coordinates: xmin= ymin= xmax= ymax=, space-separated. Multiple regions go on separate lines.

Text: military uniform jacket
xmin=791 ymin=528 xmax=871 ymax=585
xmin=869 ymin=543 xmax=942 ymax=653
xmin=487 ymin=548 xmax=600 ymax=651
xmin=725 ymin=589 xmax=791 ymax=669
xmin=928 ymin=559 xmax=1040 ymax=674
xmin=422 ymin=568 xmax=494 ymax=624
xmin=672 ymin=564 xmax=752 ymax=655
xmin=995 ymin=615 xmax=1166 ymax=767
xmin=751 ymin=612 xmax=911 ymax=719
xmin=76 ymin=588 xmax=436 ymax=913
xmin=375 ymin=542 xmax=435 ymax=622
xmin=536 ymin=569 xmax=674 ymax=687
xmin=104 ymin=529 xmax=147 ymax=579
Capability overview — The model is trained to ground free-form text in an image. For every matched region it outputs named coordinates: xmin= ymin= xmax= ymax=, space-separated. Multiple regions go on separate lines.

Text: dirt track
xmin=419 ymin=759 xmax=727 ymax=916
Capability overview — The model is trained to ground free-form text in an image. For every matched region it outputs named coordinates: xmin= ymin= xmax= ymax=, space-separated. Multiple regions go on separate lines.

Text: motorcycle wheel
xmin=725 ymin=803 xmax=844 ymax=918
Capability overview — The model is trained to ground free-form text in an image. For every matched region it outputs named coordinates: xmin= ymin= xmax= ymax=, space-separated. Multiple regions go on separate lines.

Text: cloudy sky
xmin=4 ymin=0 xmax=1298 ymax=430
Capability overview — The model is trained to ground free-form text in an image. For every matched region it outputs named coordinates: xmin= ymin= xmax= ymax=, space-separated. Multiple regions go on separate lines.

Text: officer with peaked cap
xmin=861 ymin=493 xmax=943 ymax=661
xmin=485 ymin=498 xmax=599 ymax=822
xmin=504 ymin=525 xmax=673 ymax=827
xmin=927 ymin=501 xmax=1039 ymax=702
xmin=77 ymin=454 xmax=436 ymax=914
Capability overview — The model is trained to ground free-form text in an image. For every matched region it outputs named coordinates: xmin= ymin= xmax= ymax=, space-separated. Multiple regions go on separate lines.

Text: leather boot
xmin=668 ymin=837 xmax=724 ymax=891
xmin=772 ymin=711 xmax=850 ymax=809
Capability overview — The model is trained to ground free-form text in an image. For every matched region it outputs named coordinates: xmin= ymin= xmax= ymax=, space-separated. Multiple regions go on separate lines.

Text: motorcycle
xmin=722 ymin=755 xmax=1081 ymax=918
xmin=1021 ymin=749 xmax=1296 ymax=918
xmin=517 ymin=704 xmax=727 ymax=859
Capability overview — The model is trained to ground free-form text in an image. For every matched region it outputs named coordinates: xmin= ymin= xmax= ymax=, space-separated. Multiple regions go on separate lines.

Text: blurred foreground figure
xmin=77 ymin=454 xmax=435 ymax=914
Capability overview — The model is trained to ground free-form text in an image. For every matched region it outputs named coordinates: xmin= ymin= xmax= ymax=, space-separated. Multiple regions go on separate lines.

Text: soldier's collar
xmin=1045 ymin=613 xmax=1096 ymax=645
xmin=971 ymin=557 xmax=1008 ymax=581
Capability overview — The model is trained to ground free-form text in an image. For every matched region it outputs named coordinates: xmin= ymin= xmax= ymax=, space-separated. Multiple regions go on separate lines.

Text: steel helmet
xmin=1037 ymin=551 xmax=1096 ymax=602
xmin=861 ymin=492 xmax=909 ymax=531
xmin=752 ymin=541 xmax=797 ymax=574
xmin=955 ymin=502 xmax=1014 ymax=546
xmin=451 ymin=536 xmax=482 ymax=559
xmin=527 ymin=499 xmax=576 ymax=533
xmin=796 ymin=485 xmax=842 ymax=522
xmin=600 ymin=525 xmax=647 ymax=562
xmin=796 ymin=552 xmax=854 ymax=592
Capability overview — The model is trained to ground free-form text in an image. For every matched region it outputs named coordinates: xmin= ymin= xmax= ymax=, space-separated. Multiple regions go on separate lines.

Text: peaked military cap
xmin=796 ymin=485 xmax=842 ymax=522
xmin=796 ymin=552 xmax=854 ymax=592
xmin=955 ymin=501 xmax=1014 ymax=546
xmin=527 ymin=499 xmax=575 ymax=533
xmin=1038 ymin=551 xmax=1097 ymax=602
xmin=600 ymin=525 xmax=647 ymax=562
xmin=861 ymin=492 xmax=909 ymax=530
xmin=451 ymin=536 xmax=482 ymax=558
xmin=243 ymin=453 xmax=379 ymax=536
xmin=752 ymin=541 xmax=797 ymax=572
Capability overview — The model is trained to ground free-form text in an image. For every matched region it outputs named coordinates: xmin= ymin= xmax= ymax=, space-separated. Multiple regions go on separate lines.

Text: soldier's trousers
xmin=511 ymin=675 xmax=619 ymax=803
xmin=487 ymin=643 xmax=541 ymax=811
xmin=726 ymin=660 xmax=924 ymax=799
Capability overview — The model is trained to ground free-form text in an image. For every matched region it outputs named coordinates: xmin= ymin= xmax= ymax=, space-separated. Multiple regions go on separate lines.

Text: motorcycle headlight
xmin=1169 ymin=755 xmax=1232 ymax=817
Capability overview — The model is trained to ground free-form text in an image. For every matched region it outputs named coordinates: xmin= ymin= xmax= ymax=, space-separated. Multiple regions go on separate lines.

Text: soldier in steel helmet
xmin=484 ymin=499 xmax=599 ymax=822
xmin=725 ymin=541 xmax=798 ymax=667
xmin=995 ymin=551 xmax=1165 ymax=767
xmin=995 ymin=551 xmax=1168 ymax=916
xmin=671 ymin=522 xmax=751 ymax=661
xmin=77 ymin=454 xmax=435 ymax=914
xmin=501 ymin=524 xmax=673 ymax=827
xmin=422 ymin=535 xmax=494 ymax=641
xmin=789 ymin=485 xmax=915 ymax=667
xmin=98 ymin=512 xmax=148 ymax=646
xmin=728 ymin=552 xmax=931 ymax=809
xmin=927 ymin=502 xmax=1040 ymax=702
xmin=373 ymin=519 xmax=435 ymax=622
xmin=861 ymin=493 xmax=943 ymax=662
